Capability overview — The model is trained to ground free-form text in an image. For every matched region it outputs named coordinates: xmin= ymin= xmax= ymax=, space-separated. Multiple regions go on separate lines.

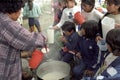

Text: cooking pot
xmin=36 ymin=60 xmax=70 ymax=80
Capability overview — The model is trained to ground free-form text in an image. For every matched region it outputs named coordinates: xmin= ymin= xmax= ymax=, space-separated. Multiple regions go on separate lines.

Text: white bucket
xmin=47 ymin=29 xmax=54 ymax=44
xmin=101 ymin=17 xmax=115 ymax=40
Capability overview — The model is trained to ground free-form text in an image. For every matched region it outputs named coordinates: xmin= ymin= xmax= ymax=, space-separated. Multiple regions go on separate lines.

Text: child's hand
xmin=76 ymin=52 xmax=82 ymax=59
xmin=62 ymin=47 xmax=68 ymax=52
xmin=115 ymin=23 xmax=120 ymax=28
xmin=59 ymin=36 xmax=67 ymax=43
xmin=84 ymin=70 xmax=94 ymax=77
xmin=96 ymin=36 xmax=102 ymax=42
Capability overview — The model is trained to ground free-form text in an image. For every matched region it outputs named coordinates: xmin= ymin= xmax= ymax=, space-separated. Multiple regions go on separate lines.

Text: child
xmin=98 ymin=0 xmax=120 ymax=38
xmin=103 ymin=0 xmax=120 ymax=28
xmin=93 ymin=28 xmax=120 ymax=80
xmin=59 ymin=21 xmax=80 ymax=63
xmin=23 ymin=0 xmax=41 ymax=32
xmin=53 ymin=0 xmax=85 ymax=30
xmin=72 ymin=20 xmax=101 ymax=80
xmin=81 ymin=0 xmax=104 ymax=23
xmin=80 ymin=0 xmax=104 ymax=40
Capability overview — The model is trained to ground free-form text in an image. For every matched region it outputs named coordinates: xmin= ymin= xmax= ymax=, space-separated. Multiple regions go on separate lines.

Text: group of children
xmin=22 ymin=0 xmax=120 ymax=79
xmin=53 ymin=0 xmax=120 ymax=80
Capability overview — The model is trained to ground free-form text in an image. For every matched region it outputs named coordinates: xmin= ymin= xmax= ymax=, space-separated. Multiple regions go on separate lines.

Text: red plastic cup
xmin=29 ymin=49 xmax=44 ymax=69
xmin=74 ymin=12 xmax=85 ymax=25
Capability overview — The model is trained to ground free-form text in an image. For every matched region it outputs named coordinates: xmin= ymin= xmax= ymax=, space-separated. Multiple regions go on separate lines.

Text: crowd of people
xmin=0 ymin=0 xmax=120 ymax=80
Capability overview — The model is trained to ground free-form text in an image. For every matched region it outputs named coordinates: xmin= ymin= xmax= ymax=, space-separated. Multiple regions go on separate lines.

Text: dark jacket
xmin=78 ymin=37 xmax=100 ymax=71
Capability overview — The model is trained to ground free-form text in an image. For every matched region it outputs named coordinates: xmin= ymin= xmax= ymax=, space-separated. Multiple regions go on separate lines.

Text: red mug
xmin=29 ymin=49 xmax=44 ymax=69
xmin=74 ymin=12 xmax=85 ymax=25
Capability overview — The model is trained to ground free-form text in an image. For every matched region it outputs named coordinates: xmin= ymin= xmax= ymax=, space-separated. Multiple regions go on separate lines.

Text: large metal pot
xmin=37 ymin=60 xmax=70 ymax=80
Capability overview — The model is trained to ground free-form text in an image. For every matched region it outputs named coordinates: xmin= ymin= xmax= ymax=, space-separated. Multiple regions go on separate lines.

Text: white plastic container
xmin=97 ymin=40 xmax=107 ymax=51
xmin=101 ymin=17 xmax=115 ymax=40
xmin=47 ymin=29 xmax=54 ymax=44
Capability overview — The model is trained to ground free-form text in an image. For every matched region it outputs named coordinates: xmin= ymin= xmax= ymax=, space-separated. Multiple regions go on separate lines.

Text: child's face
xmin=81 ymin=3 xmax=93 ymax=12
xmin=66 ymin=1 xmax=74 ymax=8
xmin=106 ymin=3 xmax=120 ymax=14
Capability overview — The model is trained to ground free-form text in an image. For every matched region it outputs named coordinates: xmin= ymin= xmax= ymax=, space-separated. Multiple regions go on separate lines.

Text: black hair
xmin=81 ymin=0 xmax=95 ymax=7
xmin=81 ymin=20 xmax=99 ymax=39
xmin=28 ymin=0 xmax=33 ymax=10
xmin=66 ymin=0 xmax=77 ymax=5
xmin=106 ymin=0 xmax=120 ymax=12
xmin=0 ymin=0 xmax=26 ymax=14
xmin=106 ymin=28 xmax=120 ymax=56
xmin=61 ymin=21 xmax=76 ymax=32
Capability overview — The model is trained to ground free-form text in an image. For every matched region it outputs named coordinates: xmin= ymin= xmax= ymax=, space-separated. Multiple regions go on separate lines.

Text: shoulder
xmin=73 ymin=6 xmax=81 ymax=13
xmin=93 ymin=9 xmax=104 ymax=17
xmin=33 ymin=2 xmax=40 ymax=7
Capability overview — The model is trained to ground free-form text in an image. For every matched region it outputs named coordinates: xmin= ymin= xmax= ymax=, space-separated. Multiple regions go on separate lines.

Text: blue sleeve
xmin=87 ymin=43 xmax=99 ymax=70
xmin=65 ymin=33 xmax=79 ymax=51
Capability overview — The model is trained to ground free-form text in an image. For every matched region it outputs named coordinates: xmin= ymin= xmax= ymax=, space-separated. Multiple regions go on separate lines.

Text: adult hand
xmin=21 ymin=51 xmax=32 ymax=58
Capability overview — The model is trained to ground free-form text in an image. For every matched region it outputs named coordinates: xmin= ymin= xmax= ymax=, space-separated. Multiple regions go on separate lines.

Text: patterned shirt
xmin=0 ymin=13 xmax=45 ymax=80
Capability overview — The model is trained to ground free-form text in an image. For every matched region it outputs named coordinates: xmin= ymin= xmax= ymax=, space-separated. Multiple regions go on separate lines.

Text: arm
xmin=2 ymin=21 xmax=46 ymax=51
xmin=95 ymin=9 xmax=104 ymax=20
xmin=53 ymin=9 xmax=66 ymax=30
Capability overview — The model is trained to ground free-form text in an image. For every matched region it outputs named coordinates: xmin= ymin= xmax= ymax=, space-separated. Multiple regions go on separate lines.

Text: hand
xmin=96 ymin=36 xmax=102 ymax=42
xmin=76 ymin=52 xmax=81 ymax=59
xmin=52 ymin=26 xmax=60 ymax=30
xmin=84 ymin=70 xmax=94 ymax=77
xmin=62 ymin=47 xmax=68 ymax=52
xmin=115 ymin=23 xmax=120 ymax=28
xmin=59 ymin=36 xmax=67 ymax=43
xmin=21 ymin=51 xmax=32 ymax=58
